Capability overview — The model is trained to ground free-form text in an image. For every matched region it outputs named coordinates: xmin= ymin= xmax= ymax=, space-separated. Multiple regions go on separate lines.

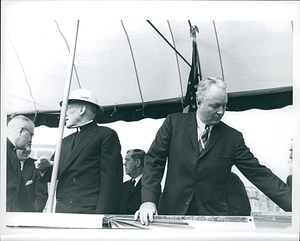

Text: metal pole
xmin=46 ymin=20 xmax=80 ymax=213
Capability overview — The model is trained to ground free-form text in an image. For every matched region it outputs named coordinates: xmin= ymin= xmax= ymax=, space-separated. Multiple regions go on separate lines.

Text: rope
xmin=147 ymin=20 xmax=191 ymax=68
xmin=212 ymin=21 xmax=225 ymax=81
xmin=121 ymin=20 xmax=145 ymax=115
xmin=136 ymin=103 xmax=147 ymax=116
xmin=110 ymin=103 xmax=118 ymax=116
xmin=54 ymin=20 xmax=81 ymax=89
xmin=167 ymin=20 xmax=184 ymax=106
xmin=8 ymin=38 xmax=37 ymax=122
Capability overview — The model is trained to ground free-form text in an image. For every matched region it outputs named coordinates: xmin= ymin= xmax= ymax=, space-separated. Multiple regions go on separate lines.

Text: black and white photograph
xmin=1 ymin=1 xmax=299 ymax=240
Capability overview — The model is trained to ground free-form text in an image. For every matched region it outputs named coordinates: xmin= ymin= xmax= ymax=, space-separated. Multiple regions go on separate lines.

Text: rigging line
xmin=147 ymin=20 xmax=191 ymax=68
xmin=212 ymin=21 xmax=225 ymax=81
xmin=54 ymin=20 xmax=81 ymax=89
xmin=121 ymin=20 xmax=145 ymax=113
xmin=167 ymin=20 xmax=184 ymax=104
xmin=110 ymin=102 xmax=118 ymax=116
xmin=8 ymin=38 xmax=37 ymax=122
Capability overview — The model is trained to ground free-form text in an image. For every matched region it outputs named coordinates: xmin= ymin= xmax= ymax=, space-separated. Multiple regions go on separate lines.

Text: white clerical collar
xmin=73 ymin=120 xmax=93 ymax=132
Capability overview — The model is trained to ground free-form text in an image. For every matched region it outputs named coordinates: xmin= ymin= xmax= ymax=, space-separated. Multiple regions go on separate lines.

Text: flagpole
xmin=46 ymin=20 xmax=80 ymax=213
xmin=183 ymin=21 xmax=201 ymax=113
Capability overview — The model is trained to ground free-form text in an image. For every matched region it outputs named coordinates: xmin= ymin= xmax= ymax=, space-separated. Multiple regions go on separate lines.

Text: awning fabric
xmin=2 ymin=16 xmax=293 ymax=126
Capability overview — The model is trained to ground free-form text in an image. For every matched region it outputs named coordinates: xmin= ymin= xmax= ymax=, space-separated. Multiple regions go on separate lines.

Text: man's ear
xmin=79 ymin=105 xmax=87 ymax=116
xmin=136 ymin=159 xmax=141 ymax=167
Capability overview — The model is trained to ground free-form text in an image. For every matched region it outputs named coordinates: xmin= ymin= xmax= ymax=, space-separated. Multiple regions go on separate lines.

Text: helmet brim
xmin=59 ymin=99 xmax=104 ymax=115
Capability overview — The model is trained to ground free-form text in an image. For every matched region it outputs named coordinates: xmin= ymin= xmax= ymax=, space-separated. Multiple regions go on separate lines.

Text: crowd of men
xmin=6 ymin=78 xmax=292 ymax=226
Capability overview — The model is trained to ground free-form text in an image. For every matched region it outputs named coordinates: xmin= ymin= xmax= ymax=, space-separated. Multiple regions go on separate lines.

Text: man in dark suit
xmin=36 ymin=89 xmax=123 ymax=214
xmin=225 ymin=172 xmax=251 ymax=216
xmin=119 ymin=149 xmax=160 ymax=214
xmin=6 ymin=115 xmax=35 ymax=212
xmin=134 ymin=77 xmax=291 ymax=225
xmin=16 ymin=147 xmax=48 ymax=212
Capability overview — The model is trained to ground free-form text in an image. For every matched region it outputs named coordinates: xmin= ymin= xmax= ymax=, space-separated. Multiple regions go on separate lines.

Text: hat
xmin=59 ymin=89 xmax=104 ymax=114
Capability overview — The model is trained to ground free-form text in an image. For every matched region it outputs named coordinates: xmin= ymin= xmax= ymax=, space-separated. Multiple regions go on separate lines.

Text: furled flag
xmin=183 ymin=25 xmax=202 ymax=113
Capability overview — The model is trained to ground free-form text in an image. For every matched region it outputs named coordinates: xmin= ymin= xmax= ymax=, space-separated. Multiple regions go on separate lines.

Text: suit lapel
xmin=7 ymin=139 xmax=21 ymax=179
xmin=200 ymin=122 xmax=222 ymax=157
xmin=129 ymin=180 xmax=141 ymax=196
xmin=58 ymin=123 xmax=99 ymax=177
xmin=187 ymin=113 xmax=223 ymax=158
xmin=187 ymin=113 xmax=199 ymax=152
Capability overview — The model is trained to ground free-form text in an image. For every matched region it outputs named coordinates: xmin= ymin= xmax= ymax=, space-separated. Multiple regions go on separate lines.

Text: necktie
xmin=199 ymin=125 xmax=210 ymax=153
xmin=130 ymin=179 xmax=135 ymax=194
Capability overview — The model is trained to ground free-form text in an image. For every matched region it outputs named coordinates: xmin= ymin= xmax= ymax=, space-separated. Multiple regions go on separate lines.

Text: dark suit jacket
xmin=21 ymin=157 xmax=48 ymax=212
xmin=119 ymin=178 xmax=161 ymax=214
xmin=225 ymin=172 xmax=251 ymax=216
xmin=41 ymin=121 xmax=123 ymax=214
xmin=7 ymin=138 xmax=21 ymax=212
xmin=286 ymin=175 xmax=292 ymax=189
xmin=142 ymin=112 xmax=291 ymax=215
xmin=6 ymin=138 xmax=33 ymax=212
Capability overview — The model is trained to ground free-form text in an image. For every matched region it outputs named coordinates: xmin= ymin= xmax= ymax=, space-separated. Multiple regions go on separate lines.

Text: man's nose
xmin=217 ymin=106 xmax=226 ymax=115
xmin=25 ymin=145 xmax=31 ymax=152
xmin=27 ymin=136 xmax=33 ymax=143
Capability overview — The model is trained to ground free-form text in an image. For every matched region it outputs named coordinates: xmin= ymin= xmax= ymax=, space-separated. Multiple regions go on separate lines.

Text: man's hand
xmin=34 ymin=156 xmax=53 ymax=171
xmin=134 ymin=202 xmax=157 ymax=225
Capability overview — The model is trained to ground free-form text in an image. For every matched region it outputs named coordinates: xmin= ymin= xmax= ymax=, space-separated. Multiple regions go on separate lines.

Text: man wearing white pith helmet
xmin=36 ymin=89 xmax=123 ymax=214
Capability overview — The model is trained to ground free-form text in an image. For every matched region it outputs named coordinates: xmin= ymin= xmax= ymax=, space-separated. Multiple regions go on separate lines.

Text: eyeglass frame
xmin=21 ymin=127 xmax=34 ymax=137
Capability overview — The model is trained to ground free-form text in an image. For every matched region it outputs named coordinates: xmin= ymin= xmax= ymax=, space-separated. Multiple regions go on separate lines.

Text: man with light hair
xmin=135 ymin=77 xmax=291 ymax=225
xmin=7 ymin=115 xmax=35 ymax=211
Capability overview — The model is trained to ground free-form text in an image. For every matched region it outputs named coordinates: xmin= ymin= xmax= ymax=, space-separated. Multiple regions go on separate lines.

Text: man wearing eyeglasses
xmin=6 ymin=115 xmax=35 ymax=212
